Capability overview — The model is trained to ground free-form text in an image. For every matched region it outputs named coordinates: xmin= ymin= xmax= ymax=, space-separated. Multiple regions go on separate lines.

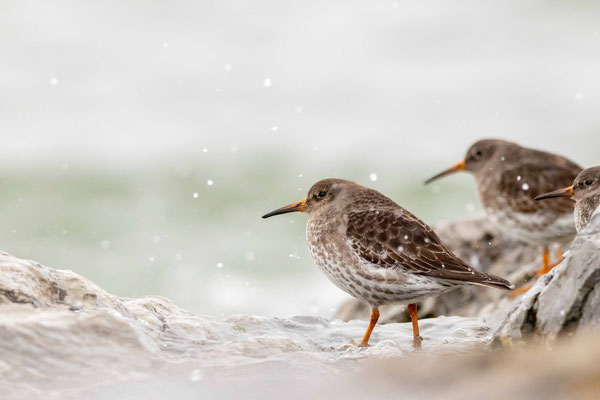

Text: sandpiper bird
xmin=262 ymin=178 xmax=512 ymax=348
xmin=425 ymin=139 xmax=582 ymax=282
xmin=536 ymin=166 xmax=600 ymax=232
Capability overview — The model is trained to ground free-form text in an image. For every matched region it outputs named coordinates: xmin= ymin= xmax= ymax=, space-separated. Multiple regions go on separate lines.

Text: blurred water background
xmin=1 ymin=0 xmax=599 ymax=317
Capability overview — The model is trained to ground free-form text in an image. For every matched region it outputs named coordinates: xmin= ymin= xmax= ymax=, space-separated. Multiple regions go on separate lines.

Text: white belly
xmin=306 ymin=226 xmax=454 ymax=306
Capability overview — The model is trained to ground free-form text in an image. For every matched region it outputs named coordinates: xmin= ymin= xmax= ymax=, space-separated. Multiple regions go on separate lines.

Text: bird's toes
xmin=341 ymin=339 xmax=370 ymax=349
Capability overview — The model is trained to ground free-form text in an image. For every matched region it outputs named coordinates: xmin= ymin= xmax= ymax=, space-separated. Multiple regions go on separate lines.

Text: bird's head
xmin=425 ymin=139 xmax=513 ymax=184
xmin=536 ymin=166 xmax=600 ymax=203
xmin=262 ymin=178 xmax=352 ymax=219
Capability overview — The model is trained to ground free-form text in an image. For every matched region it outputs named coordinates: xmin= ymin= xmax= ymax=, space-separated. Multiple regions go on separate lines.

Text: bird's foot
xmin=351 ymin=339 xmax=370 ymax=348
xmin=535 ymin=260 xmax=562 ymax=276
xmin=413 ymin=335 xmax=423 ymax=349
xmin=341 ymin=339 xmax=369 ymax=350
xmin=536 ymin=247 xmax=563 ymax=275
xmin=510 ymin=284 xmax=532 ymax=298
xmin=512 ymin=248 xmax=564 ymax=298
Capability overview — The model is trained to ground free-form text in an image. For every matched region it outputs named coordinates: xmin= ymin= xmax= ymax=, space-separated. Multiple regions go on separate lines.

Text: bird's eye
xmin=585 ymin=179 xmax=593 ymax=186
xmin=317 ymin=191 xmax=327 ymax=198
xmin=475 ymin=150 xmax=483 ymax=157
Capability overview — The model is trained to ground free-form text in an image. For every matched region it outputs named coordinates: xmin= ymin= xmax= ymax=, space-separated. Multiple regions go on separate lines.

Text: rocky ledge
xmin=493 ymin=207 xmax=600 ymax=346
xmin=0 ymin=252 xmax=491 ymax=399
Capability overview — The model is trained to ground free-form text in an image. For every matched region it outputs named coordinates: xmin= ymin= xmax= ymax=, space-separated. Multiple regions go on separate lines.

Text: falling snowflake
xmin=193 ymin=193 xmax=198 ymax=198
xmin=522 ymin=183 xmax=529 ymax=191
xmin=369 ymin=173 xmax=378 ymax=182
xmin=263 ymin=78 xmax=272 ymax=87
xmin=189 ymin=369 xmax=203 ymax=382
xmin=50 ymin=77 xmax=58 ymax=86
xmin=217 ymin=262 xmax=224 ymax=268
xmin=207 ymin=179 xmax=213 ymax=186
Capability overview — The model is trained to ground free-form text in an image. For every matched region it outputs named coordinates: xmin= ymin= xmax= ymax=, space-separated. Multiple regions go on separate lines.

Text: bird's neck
xmin=576 ymin=194 xmax=600 ymax=232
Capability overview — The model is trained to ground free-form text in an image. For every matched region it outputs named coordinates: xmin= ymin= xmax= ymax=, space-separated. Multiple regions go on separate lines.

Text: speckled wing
xmin=499 ymin=161 xmax=581 ymax=215
xmin=345 ymin=209 xmax=512 ymax=290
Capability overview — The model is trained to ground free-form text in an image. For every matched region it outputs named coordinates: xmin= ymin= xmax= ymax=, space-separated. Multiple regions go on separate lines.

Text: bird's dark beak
xmin=535 ymin=186 xmax=574 ymax=201
xmin=262 ymin=198 xmax=307 ymax=219
xmin=425 ymin=159 xmax=466 ymax=185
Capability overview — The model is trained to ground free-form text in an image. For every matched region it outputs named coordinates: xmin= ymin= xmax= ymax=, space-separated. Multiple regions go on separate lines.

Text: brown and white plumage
xmin=477 ymin=142 xmax=581 ymax=244
xmin=345 ymin=202 xmax=512 ymax=291
xmin=426 ymin=139 xmax=582 ymax=282
xmin=263 ymin=178 xmax=512 ymax=348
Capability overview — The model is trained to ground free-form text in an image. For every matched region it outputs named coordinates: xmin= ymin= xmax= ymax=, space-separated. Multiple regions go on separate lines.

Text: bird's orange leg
xmin=407 ymin=303 xmax=422 ymax=348
xmin=356 ymin=307 xmax=379 ymax=347
xmin=536 ymin=246 xmax=563 ymax=275
xmin=512 ymin=246 xmax=564 ymax=297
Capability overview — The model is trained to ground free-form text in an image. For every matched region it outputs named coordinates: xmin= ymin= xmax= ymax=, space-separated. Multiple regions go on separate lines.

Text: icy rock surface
xmin=0 ymin=252 xmax=493 ymax=399
xmin=493 ymin=207 xmax=600 ymax=346
xmin=335 ymin=215 xmax=539 ymax=329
